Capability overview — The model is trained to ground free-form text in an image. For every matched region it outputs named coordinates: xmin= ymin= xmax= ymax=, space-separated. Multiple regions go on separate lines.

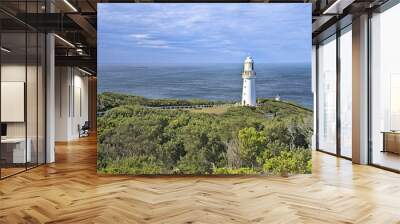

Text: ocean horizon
xmin=98 ymin=63 xmax=313 ymax=109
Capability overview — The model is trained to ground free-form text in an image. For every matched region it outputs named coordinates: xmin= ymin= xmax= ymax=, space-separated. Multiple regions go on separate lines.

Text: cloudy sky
xmin=98 ymin=4 xmax=311 ymax=65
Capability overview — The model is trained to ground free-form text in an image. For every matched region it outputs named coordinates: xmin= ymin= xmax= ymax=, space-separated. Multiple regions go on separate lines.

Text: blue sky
xmin=98 ymin=4 xmax=311 ymax=65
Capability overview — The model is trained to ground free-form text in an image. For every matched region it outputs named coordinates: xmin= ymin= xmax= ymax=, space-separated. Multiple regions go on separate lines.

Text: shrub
xmin=238 ymin=127 xmax=267 ymax=166
xmin=213 ymin=167 xmax=259 ymax=175
xmin=98 ymin=156 xmax=164 ymax=174
xmin=97 ymin=93 xmax=313 ymax=175
xmin=262 ymin=149 xmax=311 ymax=176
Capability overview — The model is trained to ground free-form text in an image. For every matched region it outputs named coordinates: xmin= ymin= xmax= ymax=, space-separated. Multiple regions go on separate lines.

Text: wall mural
xmin=97 ymin=3 xmax=313 ymax=175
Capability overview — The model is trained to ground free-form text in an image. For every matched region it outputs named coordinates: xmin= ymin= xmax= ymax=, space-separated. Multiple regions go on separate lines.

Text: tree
xmin=263 ymin=149 xmax=312 ymax=176
xmin=226 ymin=138 xmax=242 ymax=169
xmin=238 ymin=127 xmax=267 ymax=167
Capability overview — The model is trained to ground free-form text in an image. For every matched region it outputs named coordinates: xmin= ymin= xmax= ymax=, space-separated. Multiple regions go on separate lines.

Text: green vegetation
xmin=97 ymin=92 xmax=313 ymax=176
xmin=97 ymin=92 xmax=227 ymax=113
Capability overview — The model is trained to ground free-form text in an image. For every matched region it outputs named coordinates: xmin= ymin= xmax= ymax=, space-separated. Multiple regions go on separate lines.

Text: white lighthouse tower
xmin=241 ymin=56 xmax=256 ymax=106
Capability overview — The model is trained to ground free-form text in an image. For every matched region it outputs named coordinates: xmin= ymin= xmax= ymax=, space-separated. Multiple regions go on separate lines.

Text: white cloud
xmin=130 ymin=34 xmax=150 ymax=39
xmin=129 ymin=33 xmax=170 ymax=49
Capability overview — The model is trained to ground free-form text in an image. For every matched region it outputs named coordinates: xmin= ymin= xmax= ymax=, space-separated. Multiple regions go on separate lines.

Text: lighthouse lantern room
xmin=241 ymin=56 xmax=256 ymax=106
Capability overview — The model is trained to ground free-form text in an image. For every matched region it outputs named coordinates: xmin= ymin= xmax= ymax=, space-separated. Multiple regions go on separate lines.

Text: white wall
xmin=0 ymin=65 xmax=40 ymax=137
xmin=55 ymin=67 xmax=89 ymax=141
xmin=71 ymin=72 xmax=89 ymax=138
xmin=1 ymin=64 xmax=26 ymax=139
xmin=1 ymin=63 xmax=46 ymax=164
xmin=55 ymin=66 xmax=70 ymax=141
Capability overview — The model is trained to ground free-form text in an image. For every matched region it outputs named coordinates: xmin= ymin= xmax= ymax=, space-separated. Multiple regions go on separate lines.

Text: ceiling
xmin=0 ymin=0 xmax=392 ymax=75
xmin=0 ymin=0 xmax=97 ymax=74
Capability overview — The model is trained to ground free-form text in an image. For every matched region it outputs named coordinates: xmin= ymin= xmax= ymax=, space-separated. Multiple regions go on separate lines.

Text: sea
xmin=98 ymin=63 xmax=313 ymax=109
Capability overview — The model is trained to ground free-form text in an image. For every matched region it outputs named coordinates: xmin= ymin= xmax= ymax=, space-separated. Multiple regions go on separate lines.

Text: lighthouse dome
xmin=244 ymin=56 xmax=253 ymax=63
xmin=243 ymin=56 xmax=254 ymax=72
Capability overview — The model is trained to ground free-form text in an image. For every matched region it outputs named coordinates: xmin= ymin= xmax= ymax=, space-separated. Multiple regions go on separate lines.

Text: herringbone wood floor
xmin=1 ymin=136 xmax=400 ymax=224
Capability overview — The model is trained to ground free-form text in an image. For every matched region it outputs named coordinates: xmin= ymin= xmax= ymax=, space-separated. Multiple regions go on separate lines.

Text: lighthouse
xmin=241 ymin=56 xmax=256 ymax=106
